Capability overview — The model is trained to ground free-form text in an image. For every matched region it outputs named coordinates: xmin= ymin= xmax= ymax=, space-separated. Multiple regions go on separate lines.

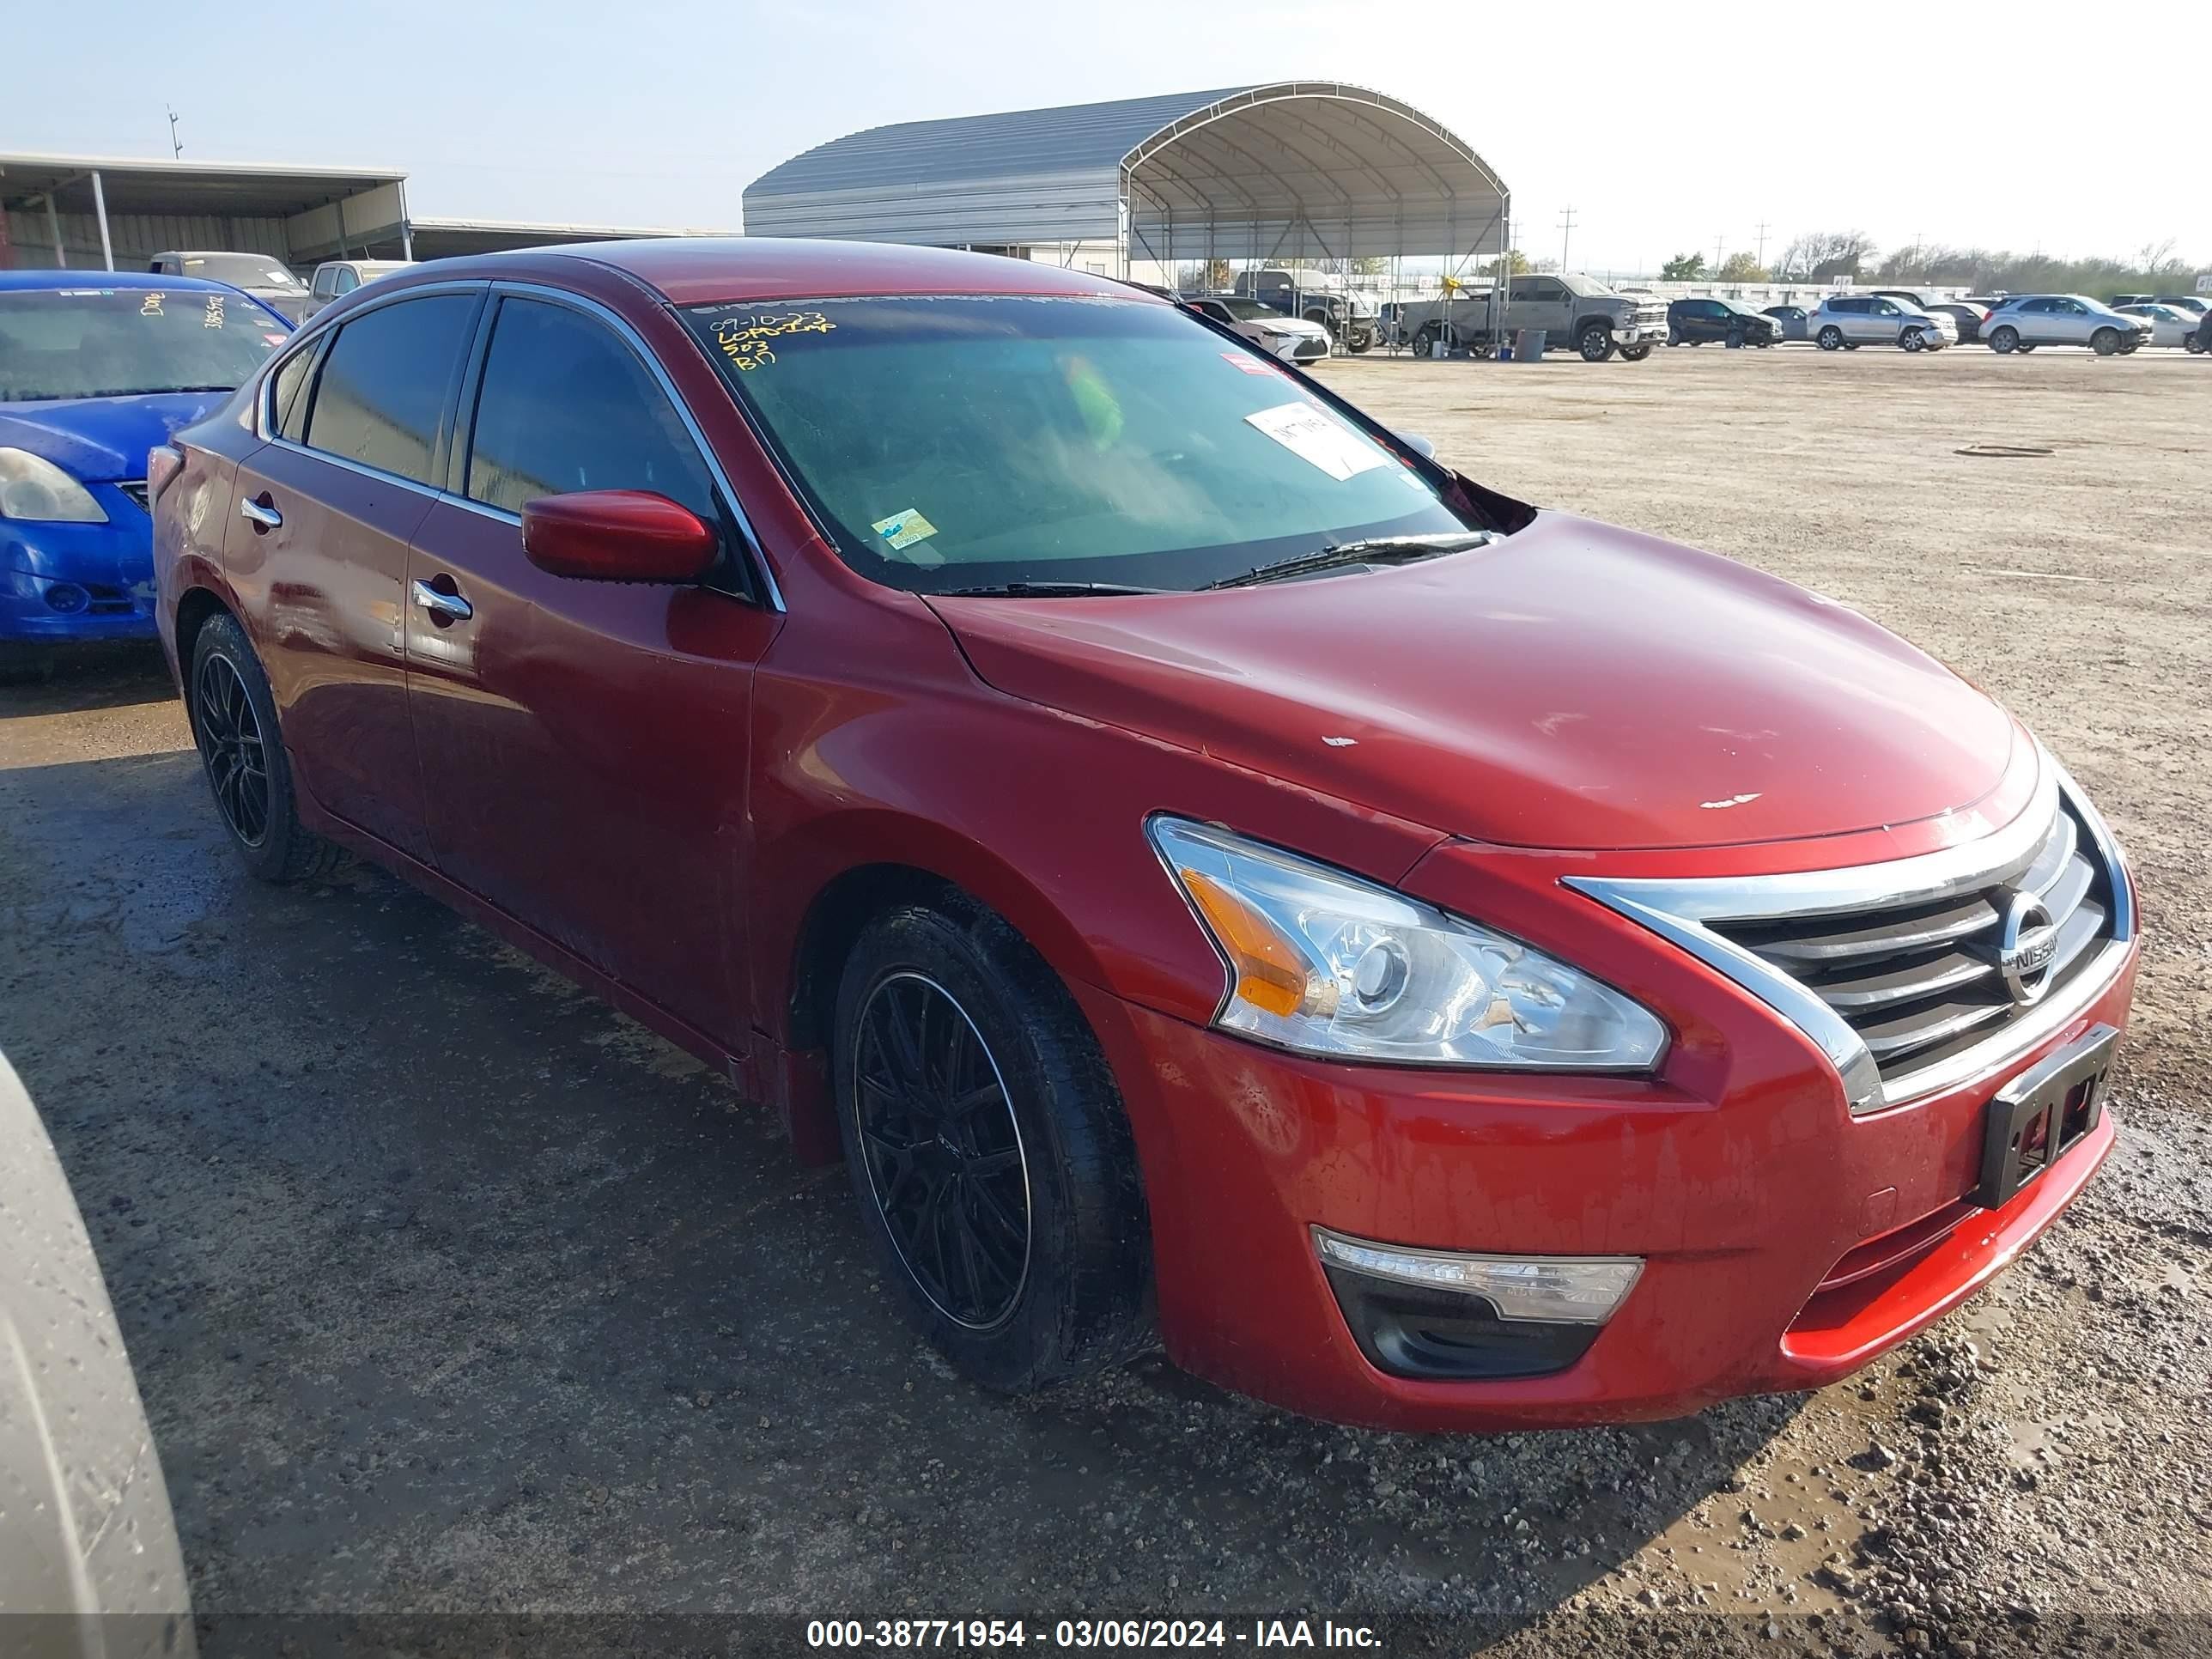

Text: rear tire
xmin=187 ymin=612 xmax=347 ymax=884
xmin=832 ymin=896 xmax=1151 ymax=1394
xmin=1989 ymin=325 xmax=2019 ymax=354
xmin=1817 ymin=325 xmax=1844 ymax=350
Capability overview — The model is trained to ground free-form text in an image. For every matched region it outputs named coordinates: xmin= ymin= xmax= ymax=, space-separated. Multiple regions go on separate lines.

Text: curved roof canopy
xmin=744 ymin=83 xmax=1508 ymax=262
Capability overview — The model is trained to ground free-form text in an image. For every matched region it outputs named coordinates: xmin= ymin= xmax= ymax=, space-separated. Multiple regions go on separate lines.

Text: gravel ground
xmin=1 ymin=343 xmax=2207 ymax=1658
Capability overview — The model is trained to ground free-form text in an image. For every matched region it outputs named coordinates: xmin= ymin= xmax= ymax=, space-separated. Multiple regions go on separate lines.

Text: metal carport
xmin=742 ymin=82 xmax=1509 ymax=275
xmin=0 ymin=153 xmax=413 ymax=272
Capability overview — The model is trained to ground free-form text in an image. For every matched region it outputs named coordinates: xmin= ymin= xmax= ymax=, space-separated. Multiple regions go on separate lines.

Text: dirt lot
xmin=3 ymin=344 xmax=2209 ymax=1657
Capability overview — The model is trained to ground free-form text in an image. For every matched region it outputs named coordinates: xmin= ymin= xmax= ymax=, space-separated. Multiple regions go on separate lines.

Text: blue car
xmin=2 ymin=270 xmax=290 ymax=680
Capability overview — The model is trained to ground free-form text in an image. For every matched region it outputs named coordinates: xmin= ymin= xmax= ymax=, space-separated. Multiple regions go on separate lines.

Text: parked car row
xmin=1737 ymin=292 xmax=2192 ymax=356
xmin=149 ymin=249 xmax=413 ymax=323
xmin=129 ymin=239 xmax=2139 ymax=1433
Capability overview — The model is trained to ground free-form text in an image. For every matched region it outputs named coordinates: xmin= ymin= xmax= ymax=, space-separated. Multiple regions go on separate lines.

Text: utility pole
xmin=167 ymin=106 xmax=181 ymax=158
xmin=1713 ymin=231 xmax=1725 ymax=273
xmin=1754 ymin=221 xmax=1771 ymax=269
xmin=1557 ymin=206 xmax=1577 ymax=275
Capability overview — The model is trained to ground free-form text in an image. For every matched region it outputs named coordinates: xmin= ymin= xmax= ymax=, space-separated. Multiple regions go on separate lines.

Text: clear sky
xmin=13 ymin=0 xmax=2206 ymax=276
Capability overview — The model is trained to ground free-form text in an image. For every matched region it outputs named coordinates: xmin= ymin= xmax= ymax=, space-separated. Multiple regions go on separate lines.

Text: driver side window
xmin=464 ymin=295 xmax=718 ymax=520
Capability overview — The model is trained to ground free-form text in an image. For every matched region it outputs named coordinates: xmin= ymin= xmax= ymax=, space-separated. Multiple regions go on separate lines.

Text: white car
xmin=1982 ymin=295 xmax=2154 ymax=356
xmin=303 ymin=258 xmax=414 ymax=319
xmin=1808 ymin=295 xmax=1960 ymax=353
xmin=1185 ymin=295 xmax=1333 ymax=363
xmin=2114 ymin=303 xmax=2199 ymax=348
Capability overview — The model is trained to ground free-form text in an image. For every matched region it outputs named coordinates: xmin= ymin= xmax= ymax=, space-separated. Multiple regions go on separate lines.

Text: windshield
xmin=0 ymin=288 xmax=286 ymax=402
xmin=1213 ymin=298 xmax=1280 ymax=321
xmin=683 ymin=295 xmax=1478 ymax=594
xmin=173 ymin=254 xmax=304 ymax=291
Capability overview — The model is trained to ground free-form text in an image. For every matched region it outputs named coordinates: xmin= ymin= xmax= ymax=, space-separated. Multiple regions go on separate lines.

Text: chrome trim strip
xmin=488 ymin=281 xmax=785 ymax=613
xmin=258 ymin=433 xmax=446 ymax=502
xmin=1566 ymin=750 xmax=2133 ymax=1114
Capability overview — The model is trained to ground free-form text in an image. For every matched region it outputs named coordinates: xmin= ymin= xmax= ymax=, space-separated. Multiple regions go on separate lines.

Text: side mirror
xmin=521 ymin=489 xmax=719 ymax=584
xmin=1395 ymin=432 xmax=1438 ymax=460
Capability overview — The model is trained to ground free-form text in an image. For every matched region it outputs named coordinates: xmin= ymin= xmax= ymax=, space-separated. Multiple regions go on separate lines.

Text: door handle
xmin=411 ymin=579 xmax=473 ymax=623
xmin=239 ymin=495 xmax=282 ymax=531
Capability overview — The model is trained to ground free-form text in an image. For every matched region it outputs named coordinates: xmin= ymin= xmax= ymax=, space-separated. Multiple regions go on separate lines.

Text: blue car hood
xmin=0 ymin=391 xmax=233 ymax=483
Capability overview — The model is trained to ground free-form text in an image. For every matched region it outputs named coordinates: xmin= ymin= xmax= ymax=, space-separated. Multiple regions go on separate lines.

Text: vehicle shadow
xmin=0 ymin=743 xmax=1824 ymax=1655
xmin=0 ymin=642 xmax=176 ymax=718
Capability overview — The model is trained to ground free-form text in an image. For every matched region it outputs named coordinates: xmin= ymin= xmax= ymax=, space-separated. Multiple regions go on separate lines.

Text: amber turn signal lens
xmin=1178 ymin=867 xmax=1316 ymax=1018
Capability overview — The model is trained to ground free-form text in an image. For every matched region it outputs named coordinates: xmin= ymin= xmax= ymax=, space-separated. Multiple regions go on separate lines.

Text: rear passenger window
xmin=464 ymin=296 xmax=716 ymax=520
xmin=270 ymin=347 xmax=316 ymax=441
xmin=303 ymin=294 xmax=476 ymax=485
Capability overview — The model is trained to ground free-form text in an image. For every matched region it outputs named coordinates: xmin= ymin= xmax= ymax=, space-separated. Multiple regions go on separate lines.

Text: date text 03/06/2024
xmin=805 ymin=1620 xmax=1382 ymax=1650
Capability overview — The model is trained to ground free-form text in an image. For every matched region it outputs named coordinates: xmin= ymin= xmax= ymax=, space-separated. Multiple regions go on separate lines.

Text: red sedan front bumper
xmin=1074 ymin=939 xmax=2136 ymax=1433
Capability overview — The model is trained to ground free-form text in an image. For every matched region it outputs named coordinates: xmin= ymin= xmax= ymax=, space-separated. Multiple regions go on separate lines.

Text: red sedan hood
xmin=929 ymin=514 xmax=2017 ymax=852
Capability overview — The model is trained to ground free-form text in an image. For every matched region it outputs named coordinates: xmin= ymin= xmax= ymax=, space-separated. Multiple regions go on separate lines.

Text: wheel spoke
xmin=851 ymin=971 xmax=1031 ymax=1330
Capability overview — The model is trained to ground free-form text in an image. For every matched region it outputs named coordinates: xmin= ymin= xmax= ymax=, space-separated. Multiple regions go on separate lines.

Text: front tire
xmin=1577 ymin=324 xmax=1616 ymax=362
xmin=1817 ymin=325 xmax=1844 ymax=350
xmin=1900 ymin=328 xmax=1926 ymax=352
xmin=187 ymin=612 xmax=346 ymax=883
xmin=2091 ymin=328 xmax=2120 ymax=356
xmin=832 ymin=897 xmax=1151 ymax=1393
xmin=1618 ymin=343 xmax=1653 ymax=362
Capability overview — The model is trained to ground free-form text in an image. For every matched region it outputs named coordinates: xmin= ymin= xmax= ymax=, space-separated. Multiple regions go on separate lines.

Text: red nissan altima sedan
xmin=149 ymin=240 xmax=2137 ymax=1431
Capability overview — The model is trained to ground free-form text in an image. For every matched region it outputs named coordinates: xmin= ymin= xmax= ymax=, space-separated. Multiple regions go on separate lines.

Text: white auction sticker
xmin=1243 ymin=402 xmax=1389 ymax=481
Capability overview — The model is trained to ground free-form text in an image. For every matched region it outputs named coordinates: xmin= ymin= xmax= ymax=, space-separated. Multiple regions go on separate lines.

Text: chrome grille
xmin=1706 ymin=804 xmax=2112 ymax=1085
xmin=116 ymin=479 xmax=150 ymax=514
xmin=1565 ymin=757 xmax=2135 ymax=1113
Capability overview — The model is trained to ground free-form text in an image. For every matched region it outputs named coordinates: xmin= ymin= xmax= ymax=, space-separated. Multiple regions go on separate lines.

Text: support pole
xmin=398 ymin=179 xmax=415 ymax=259
xmin=90 ymin=171 xmax=114 ymax=271
xmin=46 ymin=194 xmax=67 ymax=269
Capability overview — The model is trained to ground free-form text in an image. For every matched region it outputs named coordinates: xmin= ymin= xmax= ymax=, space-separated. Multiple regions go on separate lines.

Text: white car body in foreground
xmin=1185 ymin=295 xmax=1334 ymax=363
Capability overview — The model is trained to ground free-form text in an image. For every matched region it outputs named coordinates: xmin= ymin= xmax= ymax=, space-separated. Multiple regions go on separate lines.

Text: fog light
xmin=43 ymin=581 xmax=88 ymax=614
xmin=1315 ymin=1228 xmax=1644 ymax=1382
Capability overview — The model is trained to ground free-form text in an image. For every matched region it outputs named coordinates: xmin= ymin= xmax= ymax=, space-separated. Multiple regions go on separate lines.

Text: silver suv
xmin=1809 ymin=295 xmax=1959 ymax=353
xmin=1982 ymin=295 xmax=2154 ymax=356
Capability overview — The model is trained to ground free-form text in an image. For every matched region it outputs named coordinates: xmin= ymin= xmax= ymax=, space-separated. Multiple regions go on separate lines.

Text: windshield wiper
xmin=935 ymin=580 xmax=1171 ymax=598
xmin=1202 ymin=530 xmax=1498 ymax=591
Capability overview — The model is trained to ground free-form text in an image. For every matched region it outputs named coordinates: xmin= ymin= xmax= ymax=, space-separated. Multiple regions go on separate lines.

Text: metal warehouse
xmin=742 ymin=82 xmax=1509 ymax=275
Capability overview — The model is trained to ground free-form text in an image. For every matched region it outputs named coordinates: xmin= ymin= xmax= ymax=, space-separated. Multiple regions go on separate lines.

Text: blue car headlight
xmin=0 ymin=448 xmax=107 ymax=524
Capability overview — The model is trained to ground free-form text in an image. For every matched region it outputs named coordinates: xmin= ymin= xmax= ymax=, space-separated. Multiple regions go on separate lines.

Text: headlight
xmin=0 ymin=448 xmax=106 ymax=524
xmin=1148 ymin=817 xmax=1668 ymax=1070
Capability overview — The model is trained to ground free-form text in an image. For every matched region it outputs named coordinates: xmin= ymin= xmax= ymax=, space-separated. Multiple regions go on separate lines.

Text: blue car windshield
xmin=0 ymin=289 xmax=285 ymax=403
xmin=681 ymin=294 xmax=1475 ymax=594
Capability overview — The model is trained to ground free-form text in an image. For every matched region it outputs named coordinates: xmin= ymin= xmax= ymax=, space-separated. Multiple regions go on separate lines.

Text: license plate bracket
xmin=1976 ymin=1024 xmax=2118 ymax=1210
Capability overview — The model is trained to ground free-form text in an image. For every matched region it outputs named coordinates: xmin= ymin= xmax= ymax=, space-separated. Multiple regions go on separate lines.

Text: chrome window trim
xmin=483 ymin=281 xmax=784 ymax=612
xmin=1565 ymin=748 xmax=2133 ymax=1115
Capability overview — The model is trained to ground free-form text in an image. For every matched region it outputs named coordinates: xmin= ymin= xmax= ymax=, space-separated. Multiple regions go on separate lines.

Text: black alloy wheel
xmin=193 ymin=650 xmax=270 ymax=848
xmin=850 ymin=971 xmax=1030 ymax=1330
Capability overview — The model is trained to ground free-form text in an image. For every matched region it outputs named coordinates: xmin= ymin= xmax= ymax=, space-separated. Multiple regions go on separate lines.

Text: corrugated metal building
xmin=743 ymin=82 xmax=1509 ymax=270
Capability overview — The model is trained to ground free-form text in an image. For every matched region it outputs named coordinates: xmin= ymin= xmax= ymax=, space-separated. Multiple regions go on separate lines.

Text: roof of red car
xmin=453 ymin=236 xmax=1146 ymax=307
